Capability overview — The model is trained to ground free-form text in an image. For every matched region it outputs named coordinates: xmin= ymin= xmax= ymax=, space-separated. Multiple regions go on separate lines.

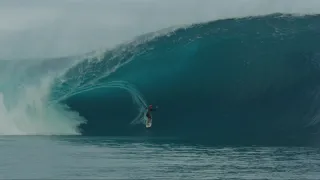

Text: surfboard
xmin=144 ymin=112 xmax=152 ymax=128
xmin=146 ymin=120 xmax=152 ymax=128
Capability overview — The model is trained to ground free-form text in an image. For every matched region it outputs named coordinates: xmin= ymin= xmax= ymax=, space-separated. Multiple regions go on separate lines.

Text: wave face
xmin=51 ymin=14 xmax=320 ymax=145
xmin=2 ymin=14 xmax=320 ymax=145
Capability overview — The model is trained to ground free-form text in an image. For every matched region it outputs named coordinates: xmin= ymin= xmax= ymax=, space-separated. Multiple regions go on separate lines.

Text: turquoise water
xmin=56 ymin=14 xmax=320 ymax=145
xmin=0 ymin=136 xmax=319 ymax=179
xmin=1 ymin=14 xmax=320 ymax=144
xmin=1 ymin=13 xmax=320 ymax=180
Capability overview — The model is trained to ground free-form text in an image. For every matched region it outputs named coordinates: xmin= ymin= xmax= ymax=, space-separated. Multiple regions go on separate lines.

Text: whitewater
xmin=1 ymin=0 xmax=320 ymax=144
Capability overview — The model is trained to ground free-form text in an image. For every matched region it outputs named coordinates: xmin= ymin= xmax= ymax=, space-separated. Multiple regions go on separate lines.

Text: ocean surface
xmin=0 ymin=136 xmax=319 ymax=180
xmin=1 ymin=12 xmax=320 ymax=179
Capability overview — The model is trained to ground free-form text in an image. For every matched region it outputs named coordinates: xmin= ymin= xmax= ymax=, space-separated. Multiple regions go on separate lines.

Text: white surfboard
xmin=144 ymin=112 xmax=152 ymax=128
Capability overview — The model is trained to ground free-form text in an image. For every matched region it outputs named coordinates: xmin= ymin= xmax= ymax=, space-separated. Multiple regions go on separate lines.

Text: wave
xmin=2 ymin=14 xmax=320 ymax=145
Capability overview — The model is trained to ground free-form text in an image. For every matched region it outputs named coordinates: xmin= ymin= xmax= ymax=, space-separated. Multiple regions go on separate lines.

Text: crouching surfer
xmin=146 ymin=105 xmax=158 ymax=126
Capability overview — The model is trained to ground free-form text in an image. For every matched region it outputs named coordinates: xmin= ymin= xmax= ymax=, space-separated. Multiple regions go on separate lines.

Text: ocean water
xmin=0 ymin=136 xmax=319 ymax=180
xmin=2 ymin=1 xmax=320 ymax=179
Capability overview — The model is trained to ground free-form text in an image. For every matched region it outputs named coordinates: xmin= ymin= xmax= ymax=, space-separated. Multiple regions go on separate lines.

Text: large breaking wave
xmin=1 ymin=14 xmax=320 ymax=145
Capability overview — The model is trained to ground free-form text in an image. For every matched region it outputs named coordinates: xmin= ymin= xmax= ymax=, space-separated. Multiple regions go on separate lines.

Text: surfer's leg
xmin=147 ymin=117 xmax=151 ymax=124
xmin=146 ymin=113 xmax=151 ymax=123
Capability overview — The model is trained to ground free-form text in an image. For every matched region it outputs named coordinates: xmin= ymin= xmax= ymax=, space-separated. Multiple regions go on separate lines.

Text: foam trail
xmin=52 ymin=80 xmax=148 ymax=125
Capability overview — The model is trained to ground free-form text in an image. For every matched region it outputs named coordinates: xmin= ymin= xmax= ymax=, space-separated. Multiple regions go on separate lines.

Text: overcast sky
xmin=1 ymin=0 xmax=320 ymax=60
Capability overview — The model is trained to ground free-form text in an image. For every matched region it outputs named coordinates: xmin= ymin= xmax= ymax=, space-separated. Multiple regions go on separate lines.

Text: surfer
xmin=146 ymin=105 xmax=157 ymax=125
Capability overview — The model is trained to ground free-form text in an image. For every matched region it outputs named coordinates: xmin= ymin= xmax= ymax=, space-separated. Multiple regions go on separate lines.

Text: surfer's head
xmin=148 ymin=105 xmax=153 ymax=109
